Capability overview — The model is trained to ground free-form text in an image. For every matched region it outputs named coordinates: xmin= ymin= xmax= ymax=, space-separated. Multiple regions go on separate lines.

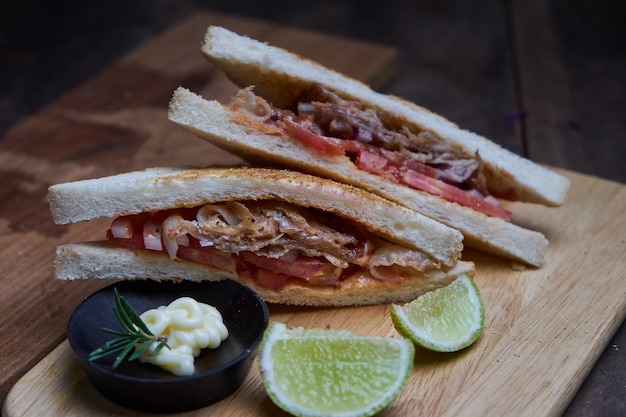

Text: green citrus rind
xmin=391 ymin=273 xmax=485 ymax=352
xmin=258 ymin=322 xmax=415 ymax=417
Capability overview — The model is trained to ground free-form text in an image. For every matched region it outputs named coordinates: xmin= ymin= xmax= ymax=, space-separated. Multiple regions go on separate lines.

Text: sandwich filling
xmin=228 ymin=84 xmax=512 ymax=220
xmin=106 ymin=201 xmax=439 ymax=290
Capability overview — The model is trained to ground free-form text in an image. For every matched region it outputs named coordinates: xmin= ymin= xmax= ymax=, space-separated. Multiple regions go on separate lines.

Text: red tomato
xmin=177 ymin=244 xmax=237 ymax=272
xmin=400 ymin=169 xmax=512 ymax=220
xmin=355 ymin=149 xmax=389 ymax=174
xmin=239 ymin=252 xmax=335 ymax=281
xmin=351 ymin=145 xmax=511 ymax=220
xmin=283 ymin=118 xmax=345 ymax=156
xmin=254 ymin=268 xmax=290 ymax=291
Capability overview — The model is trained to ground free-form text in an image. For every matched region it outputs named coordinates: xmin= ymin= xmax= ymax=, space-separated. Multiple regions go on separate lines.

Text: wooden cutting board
xmin=2 ymin=11 xmax=625 ymax=417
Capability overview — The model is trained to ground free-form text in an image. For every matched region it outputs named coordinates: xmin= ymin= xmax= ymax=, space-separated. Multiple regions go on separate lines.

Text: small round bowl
xmin=67 ymin=279 xmax=269 ymax=413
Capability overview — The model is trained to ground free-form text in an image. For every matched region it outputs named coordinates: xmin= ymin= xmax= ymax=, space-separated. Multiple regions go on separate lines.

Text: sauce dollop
xmin=138 ymin=297 xmax=228 ymax=376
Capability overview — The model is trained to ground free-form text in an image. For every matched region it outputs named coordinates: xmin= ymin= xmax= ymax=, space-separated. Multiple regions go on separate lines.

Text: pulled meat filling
xmin=227 ymin=85 xmax=511 ymax=220
xmin=107 ymin=201 xmax=437 ymax=290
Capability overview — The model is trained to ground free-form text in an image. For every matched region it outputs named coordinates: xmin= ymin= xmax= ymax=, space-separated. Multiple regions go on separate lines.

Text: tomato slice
xmin=283 ymin=118 xmax=345 ymax=156
xmin=400 ymin=158 xmax=439 ymax=178
xmin=399 ymin=168 xmax=512 ymax=220
xmin=177 ymin=244 xmax=237 ymax=271
xmin=351 ymin=145 xmax=510 ymax=220
xmin=355 ymin=149 xmax=389 ymax=174
xmin=239 ymin=252 xmax=339 ymax=282
xmin=255 ymin=268 xmax=290 ymax=291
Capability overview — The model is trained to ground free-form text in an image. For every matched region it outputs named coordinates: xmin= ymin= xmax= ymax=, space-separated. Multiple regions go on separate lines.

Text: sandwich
xmin=167 ymin=26 xmax=571 ymax=267
xmin=49 ymin=166 xmax=474 ymax=306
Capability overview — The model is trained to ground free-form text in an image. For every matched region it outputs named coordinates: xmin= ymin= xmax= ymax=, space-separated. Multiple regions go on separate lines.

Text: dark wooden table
xmin=2 ymin=1 xmax=624 ymax=416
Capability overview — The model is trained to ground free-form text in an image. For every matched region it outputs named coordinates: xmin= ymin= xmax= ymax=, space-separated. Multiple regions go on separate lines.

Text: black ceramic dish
xmin=67 ymin=279 xmax=269 ymax=413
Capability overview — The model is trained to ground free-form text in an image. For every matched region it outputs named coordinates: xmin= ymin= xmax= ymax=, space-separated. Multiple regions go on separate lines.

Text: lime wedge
xmin=391 ymin=273 xmax=484 ymax=352
xmin=258 ymin=322 xmax=414 ymax=417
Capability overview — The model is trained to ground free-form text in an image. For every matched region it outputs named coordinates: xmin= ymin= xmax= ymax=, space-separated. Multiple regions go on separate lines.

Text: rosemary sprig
xmin=89 ymin=288 xmax=170 ymax=369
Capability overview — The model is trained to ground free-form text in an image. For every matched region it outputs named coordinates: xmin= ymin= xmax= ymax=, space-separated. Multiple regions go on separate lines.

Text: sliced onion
xmin=354 ymin=127 xmax=373 ymax=143
xmin=110 ymin=217 xmax=133 ymax=239
xmin=210 ymin=204 xmax=243 ymax=226
xmin=484 ymin=195 xmax=502 ymax=207
xmin=297 ymin=102 xmax=315 ymax=115
xmin=143 ymin=221 xmax=163 ymax=251
xmin=161 ymin=215 xmax=182 ymax=259
xmin=197 ymin=203 xmax=244 ymax=229
xmin=467 ymin=189 xmax=485 ymax=199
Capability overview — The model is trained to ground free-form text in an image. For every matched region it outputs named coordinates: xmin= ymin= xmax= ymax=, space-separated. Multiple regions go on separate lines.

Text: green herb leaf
xmin=129 ymin=339 xmax=155 ymax=361
xmin=88 ymin=288 xmax=170 ymax=369
xmin=118 ymin=291 xmax=154 ymax=336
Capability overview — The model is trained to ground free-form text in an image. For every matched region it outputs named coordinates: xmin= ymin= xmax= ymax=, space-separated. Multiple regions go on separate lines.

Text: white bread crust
xmin=201 ymin=25 xmax=570 ymax=207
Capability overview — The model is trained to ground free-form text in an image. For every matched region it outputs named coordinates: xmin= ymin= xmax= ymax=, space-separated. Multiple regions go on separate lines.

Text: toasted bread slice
xmin=200 ymin=25 xmax=569 ymax=207
xmin=49 ymin=167 xmax=474 ymax=306
xmin=48 ymin=166 xmax=463 ymax=267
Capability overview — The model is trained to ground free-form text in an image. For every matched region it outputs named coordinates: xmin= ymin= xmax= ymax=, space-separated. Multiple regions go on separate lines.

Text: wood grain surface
xmin=1 ymin=9 xmax=625 ymax=417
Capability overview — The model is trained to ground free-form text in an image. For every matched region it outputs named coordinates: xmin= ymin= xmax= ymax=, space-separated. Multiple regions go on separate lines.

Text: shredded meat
xmin=156 ymin=201 xmax=436 ymax=284
xmin=228 ymin=84 xmax=490 ymax=196
xmin=163 ymin=201 xmax=373 ymax=268
xmin=109 ymin=201 xmax=438 ymax=288
xmin=295 ymin=83 xmax=456 ymax=155
xmin=368 ymin=239 xmax=434 ymax=282
xmin=295 ymin=84 xmax=488 ymax=193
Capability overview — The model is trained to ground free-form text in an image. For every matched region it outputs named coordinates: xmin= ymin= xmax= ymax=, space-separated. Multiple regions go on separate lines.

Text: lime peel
xmin=258 ymin=322 xmax=415 ymax=417
xmin=391 ymin=273 xmax=485 ymax=352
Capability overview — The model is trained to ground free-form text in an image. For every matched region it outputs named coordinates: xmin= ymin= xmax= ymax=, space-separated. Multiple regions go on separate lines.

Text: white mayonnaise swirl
xmin=138 ymin=297 xmax=228 ymax=376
